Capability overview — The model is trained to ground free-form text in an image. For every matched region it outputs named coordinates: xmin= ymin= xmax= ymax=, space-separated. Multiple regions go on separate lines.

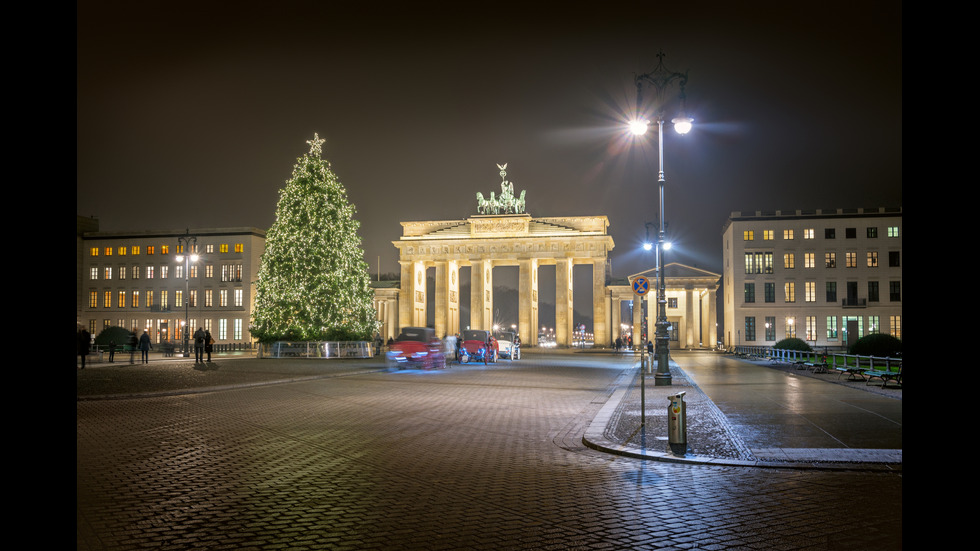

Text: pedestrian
xmin=138 ymin=330 xmax=152 ymax=364
xmin=108 ymin=339 xmax=116 ymax=363
xmin=204 ymin=329 xmax=213 ymax=362
xmin=77 ymin=327 xmax=91 ymax=369
xmin=647 ymin=339 xmax=654 ymax=354
xmin=128 ymin=329 xmax=138 ymax=364
xmin=193 ymin=326 xmax=206 ymax=363
xmin=615 ymin=336 xmax=622 ymax=351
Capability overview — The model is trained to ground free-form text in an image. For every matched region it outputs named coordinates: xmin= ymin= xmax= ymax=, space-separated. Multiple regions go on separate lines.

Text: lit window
xmin=783 ymin=229 xmax=794 ymax=240
xmin=131 ymin=246 xmax=140 ymax=255
xmin=805 ymin=281 xmax=815 ymax=302
xmin=146 ymin=266 xmax=155 ymax=279
xmin=190 ymin=290 xmax=197 ymax=307
xmin=763 ymin=230 xmax=774 ymax=240
xmin=175 ymin=265 xmax=184 ymax=279
xmin=161 ymin=266 xmax=169 ymax=279
xmin=234 ymin=288 xmax=243 ymax=307
xmin=147 ymin=246 xmax=155 ymax=255
xmin=220 ymin=244 xmax=229 ymax=253
xmin=90 ymin=247 xmax=99 ymax=257
xmin=146 ymin=292 xmax=154 ymax=308
xmin=887 ymin=226 xmax=899 ymax=238
xmin=103 ymin=291 xmax=111 ymax=308
xmin=826 ymin=316 xmax=838 ymax=340
xmin=104 ymin=267 xmax=112 ymax=280
xmin=161 ymin=245 xmax=169 ymax=254
xmin=785 ymin=317 xmax=796 ymax=338
xmin=118 ymin=246 xmax=127 ymax=256
xmin=132 ymin=291 xmax=139 ymax=307
xmin=118 ymin=291 xmax=126 ymax=308
xmin=235 ymin=243 xmax=244 ymax=253
xmin=105 ymin=247 xmax=113 ymax=256
xmin=206 ymin=244 xmax=214 ymax=253
xmin=803 ymin=229 xmax=814 ymax=239
xmin=763 ymin=253 xmax=773 ymax=274
xmin=190 ymin=265 xmax=198 ymax=278
xmin=825 ymin=253 xmax=836 ymax=268
xmin=206 ymin=265 xmax=213 ymax=278
xmin=175 ymin=290 xmax=183 ymax=309
xmin=784 ymin=282 xmax=795 ymax=303
xmin=220 ymin=289 xmax=228 ymax=307
xmin=221 ymin=265 xmax=230 ymax=282
xmin=805 ymin=316 xmax=817 ymax=341
xmin=845 ymin=252 xmax=857 ymax=268
xmin=804 ymin=253 xmax=815 ymax=268
xmin=889 ymin=316 xmax=901 ymax=339
xmin=234 ymin=319 xmax=242 ymax=340
xmin=219 ymin=319 xmax=227 ymax=340
xmin=234 ymin=264 xmax=242 ymax=281
xmin=119 ymin=266 xmax=126 ymax=280
xmin=867 ymin=252 xmax=878 ymax=267
xmin=133 ymin=266 xmax=140 ymax=279
xmin=783 ymin=253 xmax=795 ymax=269
xmin=90 ymin=267 xmax=98 ymax=280
xmin=89 ymin=291 xmax=97 ymax=308
xmin=205 ymin=289 xmax=213 ymax=307
xmin=743 ymin=231 xmax=754 ymax=241
xmin=869 ymin=315 xmax=880 ymax=334
xmin=160 ymin=291 xmax=168 ymax=309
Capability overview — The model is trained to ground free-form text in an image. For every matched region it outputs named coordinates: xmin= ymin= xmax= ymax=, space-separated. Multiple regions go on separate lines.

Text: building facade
xmin=78 ymin=219 xmax=266 ymax=345
xmin=722 ymin=207 xmax=902 ymax=350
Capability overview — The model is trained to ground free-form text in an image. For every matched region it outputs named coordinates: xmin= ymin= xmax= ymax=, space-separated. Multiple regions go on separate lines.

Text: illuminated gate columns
xmin=393 ymin=214 xmax=614 ymax=347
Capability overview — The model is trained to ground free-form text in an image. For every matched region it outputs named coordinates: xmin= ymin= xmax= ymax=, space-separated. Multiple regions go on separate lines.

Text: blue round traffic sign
xmin=632 ymin=276 xmax=651 ymax=296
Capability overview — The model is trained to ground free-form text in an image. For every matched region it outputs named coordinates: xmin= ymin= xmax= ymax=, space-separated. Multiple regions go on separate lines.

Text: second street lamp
xmin=176 ymin=231 xmax=199 ymax=358
xmin=629 ymin=50 xmax=693 ymax=387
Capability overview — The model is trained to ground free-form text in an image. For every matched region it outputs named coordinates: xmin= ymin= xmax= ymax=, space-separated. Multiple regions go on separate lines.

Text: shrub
xmin=94 ymin=326 xmax=133 ymax=348
xmin=773 ymin=338 xmax=812 ymax=352
xmin=848 ymin=334 xmax=902 ymax=357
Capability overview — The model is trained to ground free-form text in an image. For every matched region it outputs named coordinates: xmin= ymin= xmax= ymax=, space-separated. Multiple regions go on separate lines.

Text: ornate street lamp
xmin=175 ymin=230 xmax=199 ymax=358
xmin=629 ymin=51 xmax=693 ymax=386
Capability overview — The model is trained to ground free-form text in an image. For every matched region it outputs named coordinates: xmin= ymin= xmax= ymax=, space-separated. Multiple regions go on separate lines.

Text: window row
xmin=89 ymin=243 xmax=245 ymax=256
xmin=743 ymin=315 xmax=901 ymax=342
xmin=744 ymin=251 xmax=899 ymax=273
xmin=744 ymin=281 xmax=900 ymax=304
xmin=88 ymin=289 xmax=245 ymax=308
xmin=90 ymin=318 xmax=245 ymax=341
xmin=743 ymin=226 xmax=899 ymax=241
xmin=89 ymin=264 xmax=243 ymax=281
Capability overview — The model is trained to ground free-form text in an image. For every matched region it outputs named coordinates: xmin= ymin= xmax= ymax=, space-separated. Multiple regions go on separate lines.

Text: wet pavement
xmin=77 ymin=349 xmax=902 ymax=550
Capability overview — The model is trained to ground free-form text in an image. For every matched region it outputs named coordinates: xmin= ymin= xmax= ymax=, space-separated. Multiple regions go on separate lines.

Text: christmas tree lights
xmin=251 ymin=134 xmax=379 ymax=342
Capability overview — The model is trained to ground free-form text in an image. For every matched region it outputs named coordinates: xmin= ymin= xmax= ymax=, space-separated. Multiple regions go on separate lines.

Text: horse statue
xmin=515 ymin=190 xmax=526 ymax=213
xmin=477 ymin=192 xmax=491 ymax=214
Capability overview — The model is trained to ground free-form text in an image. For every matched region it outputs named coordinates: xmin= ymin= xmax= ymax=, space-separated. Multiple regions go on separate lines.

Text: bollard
xmin=667 ymin=391 xmax=687 ymax=455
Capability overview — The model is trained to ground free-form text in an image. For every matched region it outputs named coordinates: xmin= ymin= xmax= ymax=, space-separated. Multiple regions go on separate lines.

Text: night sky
xmin=77 ymin=2 xmax=902 ymax=281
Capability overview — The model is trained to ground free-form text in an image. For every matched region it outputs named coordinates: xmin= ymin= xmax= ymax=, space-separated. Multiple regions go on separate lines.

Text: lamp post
xmin=175 ymin=230 xmax=198 ymax=358
xmin=629 ymin=51 xmax=692 ymax=387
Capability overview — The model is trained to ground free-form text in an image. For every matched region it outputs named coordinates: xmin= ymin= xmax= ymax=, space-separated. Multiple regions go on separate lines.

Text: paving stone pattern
xmin=77 ymin=355 xmax=901 ymax=550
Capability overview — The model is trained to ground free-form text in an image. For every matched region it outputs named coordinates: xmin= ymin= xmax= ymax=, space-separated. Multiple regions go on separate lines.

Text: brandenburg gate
xmin=391 ymin=164 xmax=614 ymax=347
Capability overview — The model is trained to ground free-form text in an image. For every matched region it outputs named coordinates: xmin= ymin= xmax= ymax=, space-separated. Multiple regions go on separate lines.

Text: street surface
xmin=77 ymin=353 xmax=901 ymax=550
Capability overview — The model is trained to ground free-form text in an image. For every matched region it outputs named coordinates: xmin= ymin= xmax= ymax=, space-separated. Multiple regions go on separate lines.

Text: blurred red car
xmin=386 ymin=327 xmax=445 ymax=369
xmin=459 ymin=329 xmax=498 ymax=364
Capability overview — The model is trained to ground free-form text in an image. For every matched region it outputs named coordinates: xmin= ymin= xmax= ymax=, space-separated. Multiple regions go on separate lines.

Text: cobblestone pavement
xmin=77 ymin=353 xmax=902 ymax=550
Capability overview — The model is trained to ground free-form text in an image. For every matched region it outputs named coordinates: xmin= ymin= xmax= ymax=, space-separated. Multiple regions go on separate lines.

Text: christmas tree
xmin=251 ymin=134 xmax=378 ymax=342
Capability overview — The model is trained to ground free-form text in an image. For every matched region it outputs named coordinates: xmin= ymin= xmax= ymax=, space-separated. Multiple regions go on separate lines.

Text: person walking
xmin=193 ymin=327 xmax=206 ymax=363
xmin=128 ymin=330 xmax=138 ymax=364
xmin=108 ymin=340 xmax=116 ymax=363
xmin=138 ymin=330 xmax=152 ymax=364
xmin=77 ymin=327 xmax=91 ymax=369
xmin=204 ymin=329 xmax=213 ymax=362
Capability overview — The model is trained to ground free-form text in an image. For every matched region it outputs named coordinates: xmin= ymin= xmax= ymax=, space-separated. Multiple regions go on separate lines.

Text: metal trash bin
xmin=667 ymin=391 xmax=687 ymax=455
